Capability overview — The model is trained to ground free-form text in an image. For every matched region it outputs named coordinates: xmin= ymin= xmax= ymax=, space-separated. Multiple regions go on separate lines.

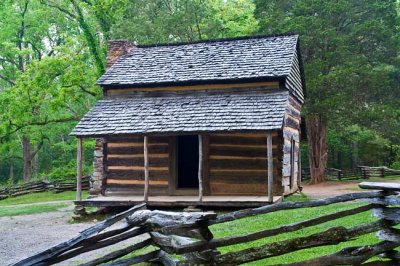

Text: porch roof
xmin=70 ymin=90 xmax=289 ymax=137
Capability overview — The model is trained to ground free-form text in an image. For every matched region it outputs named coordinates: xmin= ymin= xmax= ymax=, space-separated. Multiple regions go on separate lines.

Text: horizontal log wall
xmin=285 ymin=48 xmax=304 ymax=103
xmin=208 ymin=132 xmax=283 ymax=195
xmin=282 ymin=94 xmax=302 ymax=195
xmin=104 ymin=136 xmax=170 ymax=196
xmin=105 ymin=81 xmax=280 ymax=98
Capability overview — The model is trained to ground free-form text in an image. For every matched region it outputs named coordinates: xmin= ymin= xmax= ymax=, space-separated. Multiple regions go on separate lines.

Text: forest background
xmin=0 ymin=0 xmax=399 ymax=184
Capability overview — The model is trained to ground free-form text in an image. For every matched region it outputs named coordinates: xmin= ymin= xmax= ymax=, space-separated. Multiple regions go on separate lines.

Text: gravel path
xmin=0 ymin=204 xmax=146 ymax=265
xmin=302 ymin=179 xmax=400 ymax=199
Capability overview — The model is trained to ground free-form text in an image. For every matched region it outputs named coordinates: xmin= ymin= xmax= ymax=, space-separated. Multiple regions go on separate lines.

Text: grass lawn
xmin=0 ymin=191 xmax=89 ymax=206
xmin=0 ymin=203 xmax=69 ymax=217
xmin=210 ymin=201 xmax=386 ymax=265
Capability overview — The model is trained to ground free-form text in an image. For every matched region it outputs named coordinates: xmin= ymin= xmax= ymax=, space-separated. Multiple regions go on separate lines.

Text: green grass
xmin=210 ymin=202 xmax=383 ymax=265
xmin=0 ymin=203 xmax=68 ymax=217
xmin=284 ymin=192 xmax=310 ymax=202
xmin=0 ymin=191 xmax=89 ymax=206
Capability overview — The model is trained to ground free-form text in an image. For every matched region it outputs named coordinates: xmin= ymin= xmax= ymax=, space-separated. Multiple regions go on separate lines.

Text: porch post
xmin=198 ymin=134 xmax=203 ymax=202
xmin=76 ymin=138 xmax=83 ymax=201
xmin=267 ymin=132 xmax=273 ymax=203
xmin=143 ymin=136 xmax=149 ymax=202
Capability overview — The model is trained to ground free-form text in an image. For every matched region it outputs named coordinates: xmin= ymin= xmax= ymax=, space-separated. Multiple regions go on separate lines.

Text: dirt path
xmin=0 ymin=205 xmax=91 ymax=265
xmin=0 ymin=204 xmax=145 ymax=265
xmin=302 ymin=179 xmax=400 ymax=199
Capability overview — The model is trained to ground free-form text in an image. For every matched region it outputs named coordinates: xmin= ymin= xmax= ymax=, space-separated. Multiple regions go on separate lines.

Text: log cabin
xmin=71 ymin=34 xmax=305 ymax=208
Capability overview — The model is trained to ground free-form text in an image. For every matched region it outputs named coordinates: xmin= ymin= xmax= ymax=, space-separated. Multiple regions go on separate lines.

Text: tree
xmin=254 ymin=0 xmax=400 ymax=183
xmin=0 ymin=0 xmax=101 ymax=182
xmin=110 ymin=0 xmax=258 ymax=43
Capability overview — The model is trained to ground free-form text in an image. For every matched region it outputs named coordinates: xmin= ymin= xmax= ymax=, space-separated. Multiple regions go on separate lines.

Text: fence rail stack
xmin=0 ymin=176 xmax=90 ymax=200
xmin=13 ymin=182 xmax=400 ymax=266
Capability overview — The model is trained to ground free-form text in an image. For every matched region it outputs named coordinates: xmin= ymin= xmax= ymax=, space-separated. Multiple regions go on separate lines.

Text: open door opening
xmin=177 ymin=135 xmax=199 ymax=189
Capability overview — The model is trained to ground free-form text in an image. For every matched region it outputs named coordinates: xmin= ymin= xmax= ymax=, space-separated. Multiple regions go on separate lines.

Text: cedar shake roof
xmin=97 ymin=35 xmax=299 ymax=87
xmin=71 ymin=90 xmax=289 ymax=137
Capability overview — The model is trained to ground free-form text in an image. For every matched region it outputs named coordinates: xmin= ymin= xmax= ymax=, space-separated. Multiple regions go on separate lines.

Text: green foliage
xmin=110 ymin=0 xmax=258 ymax=43
xmin=255 ymin=0 xmax=400 ymax=171
xmin=327 ymin=125 xmax=395 ymax=168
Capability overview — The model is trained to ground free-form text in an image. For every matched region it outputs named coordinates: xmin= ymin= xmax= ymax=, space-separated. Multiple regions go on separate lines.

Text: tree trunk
xmin=306 ymin=114 xmax=328 ymax=184
xmin=352 ymin=142 xmax=359 ymax=170
xmin=32 ymin=150 xmax=39 ymax=178
xmin=9 ymin=161 xmax=14 ymax=184
xmin=22 ymin=137 xmax=31 ymax=181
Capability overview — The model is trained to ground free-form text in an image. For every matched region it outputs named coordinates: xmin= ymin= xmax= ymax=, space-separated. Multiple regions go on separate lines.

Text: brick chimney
xmin=106 ymin=40 xmax=136 ymax=69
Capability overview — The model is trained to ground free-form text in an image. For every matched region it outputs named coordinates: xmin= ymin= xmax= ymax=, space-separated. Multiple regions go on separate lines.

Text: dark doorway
xmin=177 ymin=135 xmax=199 ymax=189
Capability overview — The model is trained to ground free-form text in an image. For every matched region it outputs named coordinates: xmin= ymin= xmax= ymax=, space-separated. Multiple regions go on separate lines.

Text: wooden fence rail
xmin=13 ymin=182 xmax=400 ymax=266
xmin=302 ymin=166 xmax=400 ymax=181
xmin=0 ymin=176 xmax=90 ymax=200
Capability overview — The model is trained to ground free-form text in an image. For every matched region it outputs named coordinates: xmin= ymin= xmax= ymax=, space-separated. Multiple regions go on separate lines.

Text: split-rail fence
xmin=302 ymin=166 xmax=400 ymax=181
xmin=13 ymin=182 xmax=400 ymax=265
xmin=0 ymin=176 xmax=90 ymax=200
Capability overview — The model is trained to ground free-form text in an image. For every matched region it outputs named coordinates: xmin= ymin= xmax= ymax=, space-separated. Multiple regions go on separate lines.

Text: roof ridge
xmin=135 ymin=33 xmax=298 ymax=48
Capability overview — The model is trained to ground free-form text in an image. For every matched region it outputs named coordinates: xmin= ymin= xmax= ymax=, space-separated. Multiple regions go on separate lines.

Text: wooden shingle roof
xmin=97 ymin=35 xmax=299 ymax=87
xmin=71 ymin=90 xmax=289 ymax=137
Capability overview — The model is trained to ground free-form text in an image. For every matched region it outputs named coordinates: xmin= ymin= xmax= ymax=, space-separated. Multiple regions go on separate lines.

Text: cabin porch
xmin=75 ymin=195 xmax=283 ymax=208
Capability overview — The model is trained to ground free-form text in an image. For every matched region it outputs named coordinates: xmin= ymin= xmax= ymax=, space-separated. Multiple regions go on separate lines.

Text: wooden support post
xmin=198 ymin=135 xmax=203 ymax=202
xmin=144 ymin=136 xmax=149 ymax=202
xmin=267 ymin=132 xmax=273 ymax=203
xmin=76 ymin=138 xmax=83 ymax=201
xmin=298 ymin=147 xmax=302 ymax=188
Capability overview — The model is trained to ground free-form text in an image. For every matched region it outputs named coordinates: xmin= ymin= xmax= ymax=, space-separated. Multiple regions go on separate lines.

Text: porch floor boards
xmin=75 ymin=195 xmax=283 ymax=208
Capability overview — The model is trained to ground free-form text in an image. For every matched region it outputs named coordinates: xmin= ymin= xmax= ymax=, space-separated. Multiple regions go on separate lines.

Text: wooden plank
xmin=106 ymin=136 xmax=169 ymax=143
xmin=285 ymin=115 xmax=300 ymax=129
xmin=168 ymin=137 xmax=176 ymax=196
xmin=359 ymin=182 xmax=400 ymax=191
xmin=106 ymin=136 xmax=143 ymax=142
xmin=202 ymin=134 xmax=210 ymax=196
xmin=210 ymin=183 xmax=267 ymax=195
xmin=210 ymin=170 xmax=277 ymax=180
xmin=107 ymin=166 xmax=168 ymax=171
xmin=106 ymin=157 xmax=169 ymax=167
xmin=212 ymin=132 xmax=276 ymax=138
xmin=107 ymin=142 xmax=168 ymax=148
xmin=209 ymin=136 xmax=268 ymax=145
xmin=214 ymin=191 xmax=385 ymax=224
xmin=198 ymin=135 xmax=203 ymax=202
xmin=107 ymin=179 xmax=168 ymax=186
xmin=106 ymin=169 xmax=169 ymax=180
xmin=211 ymin=169 xmax=268 ymax=173
xmin=76 ymin=138 xmax=83 ymax=201
xmin=105 ymin=185 xmax=167 ymax=196
xmin=107 ymin=81 xmax=280 ymax=94
xmin=267 ymin=132 xmax=273 ymax=202
xmin=107 ymin=145 xmax=168 ymax=155
xmin=208 ymin=175 xmax=269 ymax=184
xmin=144 ymin=136 xmax=149 ymax=202
xmin=210 ymin=146 xmax=270 ymax=157
xmin=209 ymin=158 xmax=268 ymax=169
xmin=107 ymin=142 xmax=144 ymax=148
xmin=210 ymin=155 xmax=266 ymax=160
xmin=107 ymin=154 xmax=168 ymax=159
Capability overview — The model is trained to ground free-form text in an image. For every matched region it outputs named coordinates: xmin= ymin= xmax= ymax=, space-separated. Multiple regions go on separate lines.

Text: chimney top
xmin=106 ymin=40 xmax=136 ymax=69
